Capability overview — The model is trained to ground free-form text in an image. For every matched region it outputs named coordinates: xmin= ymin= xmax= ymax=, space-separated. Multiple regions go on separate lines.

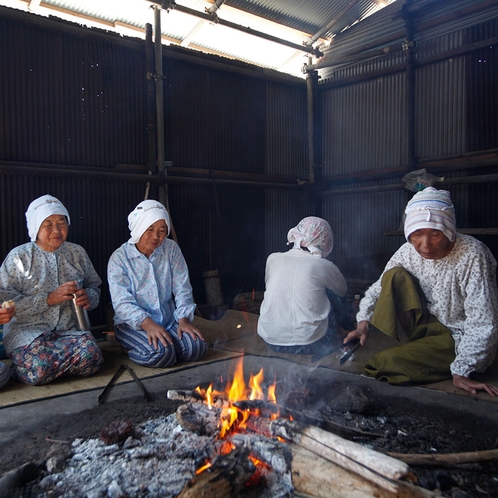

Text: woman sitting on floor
xmin=0 ymin=195 xmax=103 ymax=386
xmin=257 ymin=216 xmax=351 ymax=355
xmin=343 ymin=187 xmax=498 ymax=396
xmin=107 ymin=200 xmax=207 ymax=368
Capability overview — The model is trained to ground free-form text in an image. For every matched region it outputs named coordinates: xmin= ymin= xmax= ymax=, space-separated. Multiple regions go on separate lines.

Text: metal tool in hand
xmin=311 ymin=341 xmax=344 ymax=362
xmin=311 ymin=338 xmax=358 ymax=363
xmin=339 ymin=339 xmax=361 ymax=365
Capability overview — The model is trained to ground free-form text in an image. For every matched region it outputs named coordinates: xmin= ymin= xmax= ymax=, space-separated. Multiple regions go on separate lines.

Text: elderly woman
xmin=344 ymin=187 xmax=498 ymax=396
xmin=0 ymin=195 xmax=103 ymax=386
xmin=257 ymin=216 xmax=349 ymax=354
xmin=108 ymin=200 xmax=207 ymax=368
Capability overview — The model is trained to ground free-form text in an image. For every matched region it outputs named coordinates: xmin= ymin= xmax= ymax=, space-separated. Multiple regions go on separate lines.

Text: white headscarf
xmin=128 ymin=200 xmax=171 ymax=244
xmin=287 ymin=216 xmax=334 ymax=258
xmin=25 ymin=195 xmax=71 ymax=242
xmin=404 ymin=187 xmax=456 ymax=242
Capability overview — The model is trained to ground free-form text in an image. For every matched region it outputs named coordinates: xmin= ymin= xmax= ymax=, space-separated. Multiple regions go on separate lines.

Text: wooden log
xmin=176 ymin=403 xmax=221 ymax=437
xmin=167 ymin=389 xmax=204 ymax=403
xmin=290 ymin=445 xmax=435 ymax=498
xmin=388 ymin=448 xmax=498 ymax=466
xmin=271 ymin=419 xmax=414 ymax=495
xmin=167 ymin=388 xmax=227 ymax=407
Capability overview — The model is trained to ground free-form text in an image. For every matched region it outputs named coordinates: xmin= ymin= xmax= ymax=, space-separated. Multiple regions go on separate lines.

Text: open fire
xmin=173 ymin=357 xmax=286 ymax=485
xmin=30 ymin=357 xmax=450 ymax=498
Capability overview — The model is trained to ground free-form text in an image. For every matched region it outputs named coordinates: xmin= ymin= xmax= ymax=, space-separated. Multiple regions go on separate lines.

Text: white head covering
xmin=404 ymin=187 xmax=456 ymax=242
xmin=287 ymin=216 xmax=334 ymax=258
xmin=25 ymin=195 xmax=71 ymax=242
xmin=128 ymin=200 xmax=171 ymax=244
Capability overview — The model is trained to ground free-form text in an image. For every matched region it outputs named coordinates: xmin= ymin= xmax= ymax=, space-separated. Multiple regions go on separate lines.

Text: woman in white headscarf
xmin=257 ymin=216 xmax=349 ymax=354
xmin=344 ymin=187 xmax=498 ymax=396
xmin=0 ymin=194 xmax=103 ymax=386
xmin=107 ymin=200 xmax=207 ymax=368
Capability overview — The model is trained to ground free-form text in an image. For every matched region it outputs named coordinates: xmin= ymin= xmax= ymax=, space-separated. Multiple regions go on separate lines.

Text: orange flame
xmin=195 ymin=461 xmax=212 ymax=475
xmin=195 ymin=357 xmax=282 ymax=473
xmin=248 ymin=369 xmax=264 ymax=400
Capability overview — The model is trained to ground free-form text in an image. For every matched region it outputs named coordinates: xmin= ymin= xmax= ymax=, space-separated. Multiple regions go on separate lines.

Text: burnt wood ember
xmin=99 ymin=418 xmax=137 ymax=445
xmin=177 ymin=446 xmax=256 ymax=498
xmin=233 ymin=399 xmax=279 ymax=417
xmin=329 ymin=385 xmax=371 ymax=414
xmin=279 ymin=404 xmax=381 ymax=440
xmin=231 ymin=433 xmax=292 ymax=475
xmin=176 ymin=402 xmax=221 ymax=436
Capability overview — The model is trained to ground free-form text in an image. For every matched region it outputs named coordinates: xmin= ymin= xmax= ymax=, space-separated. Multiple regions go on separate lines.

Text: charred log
xmin=178 ymin=446 xmax=255 ymax=498
xmin=176 ymin=403 xmax=221 ymax=436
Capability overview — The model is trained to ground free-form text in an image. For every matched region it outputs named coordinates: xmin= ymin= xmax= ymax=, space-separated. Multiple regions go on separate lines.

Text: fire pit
xmin=2 ymin=355 xmax=498 ymax=497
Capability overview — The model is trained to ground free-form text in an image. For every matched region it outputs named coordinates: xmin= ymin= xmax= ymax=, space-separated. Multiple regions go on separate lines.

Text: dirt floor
xmin=1 ymin=371 xmax=498 ymax=498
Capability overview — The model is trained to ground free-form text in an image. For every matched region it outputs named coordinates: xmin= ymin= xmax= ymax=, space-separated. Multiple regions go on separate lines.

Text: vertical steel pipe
xmin=154 ymin=6 xmax=167 ymax=207
xmin=306 ymin=59 xmax=321 ymax=215
xmin=403 ymin=1 xmax=417 ymax=171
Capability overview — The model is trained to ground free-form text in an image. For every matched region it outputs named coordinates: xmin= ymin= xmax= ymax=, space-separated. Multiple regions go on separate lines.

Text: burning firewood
xmin=231 ymin=433 xmax=292 ymax=475
xmin=177 ymin=446 xmax=257 ymax=498
xmin=167 ymin=389 xmax=206 ymax=403
xmin=232 ymin=399 xmax=279 ymax=418
xmin=167 ymin=388 xmax=227 ymax=407
xmin=175 ymin=403 xmax=221 ymax=437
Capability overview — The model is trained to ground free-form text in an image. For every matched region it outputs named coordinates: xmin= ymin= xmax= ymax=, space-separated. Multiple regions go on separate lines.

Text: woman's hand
xmin=177 ymin=317 xmax=204 ymax=342
xmin=73 ymin=288 xmax=90 ymax=309
xmin=453 ymin=374 xmax=498 ymax=397
xmin=47 ymin=280 xmax=81 ymax=307
xmin=0 ymin=307 xmax=15 ymax=325
xmin=141 ymin=317 xmax=173 ymax=350
xmin=343 ymin=320 xmax=370 ymax=346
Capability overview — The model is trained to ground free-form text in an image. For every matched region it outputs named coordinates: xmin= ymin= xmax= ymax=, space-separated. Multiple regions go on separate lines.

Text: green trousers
xmin=364 ymin=267 xmax=455 ymax=385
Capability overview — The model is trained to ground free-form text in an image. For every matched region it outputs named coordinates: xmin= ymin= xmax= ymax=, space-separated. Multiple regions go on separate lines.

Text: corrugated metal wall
xmin=1 ymin=0 xmax=498 ymax=329
xmin=318 ymin=0 xmax=498 ymax=280
xmin=322 ymin=73 xmax=407 ymax=174
xmin=0 ymin=7 xmax=309 ymax=329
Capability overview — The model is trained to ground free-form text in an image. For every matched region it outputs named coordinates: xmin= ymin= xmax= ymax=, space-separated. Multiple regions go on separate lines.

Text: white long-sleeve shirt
xmin=108 ymin=239 xmax=196 ymax=332
xmin=357 ymin=234 xmax=498 ymax=377
xmin=257 ymin=248 xmax=347 ymax=346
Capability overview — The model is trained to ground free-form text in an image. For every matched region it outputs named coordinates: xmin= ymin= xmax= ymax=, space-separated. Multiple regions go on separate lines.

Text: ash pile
xmin=34 ymin=413 xmax=293 ymax=498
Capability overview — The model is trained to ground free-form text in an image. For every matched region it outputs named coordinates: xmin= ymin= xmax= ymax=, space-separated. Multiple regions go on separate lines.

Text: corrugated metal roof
xmin=0 ymin=0 xmax=398 ymax=77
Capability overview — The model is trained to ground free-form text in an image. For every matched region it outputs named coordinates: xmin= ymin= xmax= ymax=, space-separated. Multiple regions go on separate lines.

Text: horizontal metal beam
xmin=147 ymin=0 xmax=319 ymax=56
xmin=0 ymin=162 xmax=306 ymax=190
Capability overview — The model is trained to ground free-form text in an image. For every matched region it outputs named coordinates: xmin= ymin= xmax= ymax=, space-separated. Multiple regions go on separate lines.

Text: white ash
xmin=34 ymin=414 xmax=294 ymax=498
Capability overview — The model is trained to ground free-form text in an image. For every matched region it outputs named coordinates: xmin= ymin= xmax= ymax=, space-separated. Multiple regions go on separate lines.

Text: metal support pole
xmin=154 ymin=6 xmax=167 ymax=207
xmin=402 ymin=1 xmax=417 ymax=171
xmin=306 ymin=64 xmax=319 ymax=184
xmin=306 ymin=61 xmax=322 ymax=216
